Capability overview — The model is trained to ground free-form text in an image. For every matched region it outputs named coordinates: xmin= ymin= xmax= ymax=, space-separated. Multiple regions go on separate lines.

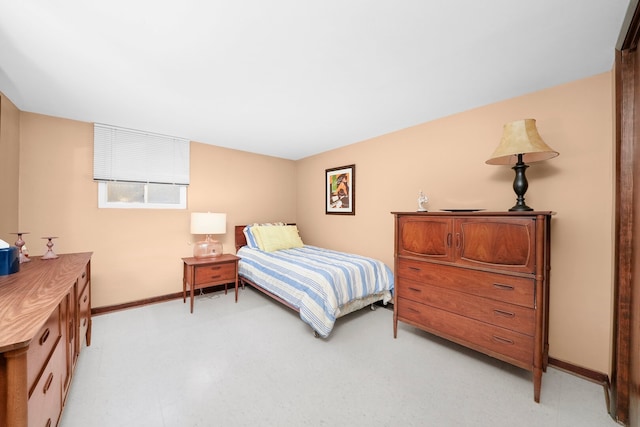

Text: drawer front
xmin=194 ymin=263 xmax=236 ymax=285
xmin=77 ymin=262 xmax=89 ymax=292
xmin=27 ymin=305 xmax=61 ymax=392
xmin=397 ymin=278 xmax=535 ymax=336
xmin=397 ymin=298 xmax=533 ymax=367
xmin=397 ymin=259 xmax=534 ymax=308
xmin=78 ymin=282 xmax=91 ymax=348
xmin=28 ymin=336 xmax=64 ymax=427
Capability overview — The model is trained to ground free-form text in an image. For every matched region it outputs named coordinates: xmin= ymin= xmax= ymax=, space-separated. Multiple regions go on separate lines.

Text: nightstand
xmin=182 ymin=254 xmax=240 ymax=313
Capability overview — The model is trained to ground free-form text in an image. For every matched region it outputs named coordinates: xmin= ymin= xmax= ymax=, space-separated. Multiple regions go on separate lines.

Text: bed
xmin=234 ymin=224 xmax=394 ymax=338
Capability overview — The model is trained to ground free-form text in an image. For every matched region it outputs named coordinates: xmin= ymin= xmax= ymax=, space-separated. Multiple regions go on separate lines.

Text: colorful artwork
xmin=326 ymin=164 xmax=355 ymax=215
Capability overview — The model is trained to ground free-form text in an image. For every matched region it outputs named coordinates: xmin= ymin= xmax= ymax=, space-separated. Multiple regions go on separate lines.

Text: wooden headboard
xmin=234 ymin=225 xmax=248 ymax=252
xmin=234 ymin=224 xmax=297 ymax=253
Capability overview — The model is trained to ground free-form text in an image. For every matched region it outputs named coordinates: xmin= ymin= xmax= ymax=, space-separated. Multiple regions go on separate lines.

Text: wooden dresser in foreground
xmin=392 ymin=212 xmax=552 ymax=402
xmin=0 ymin=252 xmax=92 ymax=427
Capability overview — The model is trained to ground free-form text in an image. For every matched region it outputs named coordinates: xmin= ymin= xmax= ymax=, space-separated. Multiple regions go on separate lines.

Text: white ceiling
xmin=0 ymin=1 xmax=631 ymax=160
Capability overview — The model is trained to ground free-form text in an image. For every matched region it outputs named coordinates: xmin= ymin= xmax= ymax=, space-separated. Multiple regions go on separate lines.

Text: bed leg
xmin=370 ymin=304 xmax=377 ymax=311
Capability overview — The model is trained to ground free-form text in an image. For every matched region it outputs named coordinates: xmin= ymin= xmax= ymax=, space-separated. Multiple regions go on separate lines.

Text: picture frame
xmin=325 ymin=164 xmax=355 ymax=215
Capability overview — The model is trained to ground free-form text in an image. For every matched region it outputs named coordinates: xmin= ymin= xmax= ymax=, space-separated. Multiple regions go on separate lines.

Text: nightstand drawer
xmin=194 ymin=262 xmax=236 ymax=285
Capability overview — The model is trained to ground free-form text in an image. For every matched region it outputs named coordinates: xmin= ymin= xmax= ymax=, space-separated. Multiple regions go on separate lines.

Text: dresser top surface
xmin=391 ymin=211 xmax=554 ymax=216
xmin=0 ymin=252 xmax=92 ymax=352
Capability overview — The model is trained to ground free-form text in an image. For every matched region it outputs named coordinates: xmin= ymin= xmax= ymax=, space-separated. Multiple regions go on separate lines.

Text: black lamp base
xmin=509 ymin=154 xmax=534 ymax=212
xmin=509 ymin=203 xmax=533 ymax=212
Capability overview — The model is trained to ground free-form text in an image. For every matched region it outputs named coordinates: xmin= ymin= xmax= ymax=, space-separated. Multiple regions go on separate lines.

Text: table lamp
xmin=191 ymin=212 xmax=226 ymax=258
xmin=486 ymin=119 xmax=559 ymax=211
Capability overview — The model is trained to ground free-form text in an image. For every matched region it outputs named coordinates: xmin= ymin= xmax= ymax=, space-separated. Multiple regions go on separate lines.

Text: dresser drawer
xmin=28 ymin=335 xmax=64 ymax=427
xmin=78 ymin=282 xmax=91 ymax=347
xmin=397 ymin=297 xmax=534 ymax=367
xmin=397 ymin=259 xmax=534 ymax=308
xmin=397 ymin=278 xmax=535 ymax=336
xmin=194 ymin=262 xmax=236 ymax=285
xmin=77 ymin=263 xmax=89 ymax=293
xmin=27 ymin=305 xmax=61 ymax=393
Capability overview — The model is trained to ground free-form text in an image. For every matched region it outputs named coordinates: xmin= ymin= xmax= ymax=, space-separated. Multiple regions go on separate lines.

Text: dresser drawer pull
xmin=43 ymin=372 xmax=54 ymax=393
xmin=492 ymin=335 xmax=514 ymax=345
xmin=209 ymin=266 xmax=222 ymax=271
xmin=493 ymin=309 xmax=515 ymax=318
xmin=210 ymin=275 xmax=222 ymax=279
xmin=83 ymin=294 xmax=88 ymax=303
xmin=39 ymin=328 xmax=50 ymax=346
xmin=455 ymin=233 xmax=461 ymax=248
xmin=82 ymin=271 xmax=86 ymax=279
xmin=407 ymin=287 xmax=422 ymax=293
xmin=407 ymin=307 xmax=421 ymax=314
xmin=46 ymin=418 xmax=52 ymax=427
xmin=407 ymin=266 xmax=421 ymax=272
xmin=493 ymin=283 xmax=514 ymax=291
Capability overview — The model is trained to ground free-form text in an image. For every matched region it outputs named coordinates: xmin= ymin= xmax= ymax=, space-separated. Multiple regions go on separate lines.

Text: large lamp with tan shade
xmin=486 ymin=119 xmax=559 ymax=211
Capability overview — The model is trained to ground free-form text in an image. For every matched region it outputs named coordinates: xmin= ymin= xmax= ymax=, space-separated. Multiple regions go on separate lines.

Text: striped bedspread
xmin=237 ymin=245 xmax=394 ymax=338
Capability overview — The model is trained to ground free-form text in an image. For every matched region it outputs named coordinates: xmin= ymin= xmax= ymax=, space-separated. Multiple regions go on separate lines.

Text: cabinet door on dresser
xmin=455 ymin=217 xmax=536 ymax=274
xmin=397 ymin=216 xmax=455 ymax=261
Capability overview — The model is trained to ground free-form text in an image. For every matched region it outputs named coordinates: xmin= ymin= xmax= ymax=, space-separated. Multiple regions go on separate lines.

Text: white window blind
xmin=93 ymin=124 xmax=190 ymax=185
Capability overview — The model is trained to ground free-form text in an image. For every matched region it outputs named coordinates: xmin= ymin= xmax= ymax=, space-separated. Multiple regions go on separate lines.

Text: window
xmin=93 ymin=124 xmax=189 ymax=209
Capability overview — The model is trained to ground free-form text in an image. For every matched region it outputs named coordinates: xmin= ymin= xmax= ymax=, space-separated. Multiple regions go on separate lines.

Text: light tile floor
xmin=60 ymin=287 xmax=620 ymax=427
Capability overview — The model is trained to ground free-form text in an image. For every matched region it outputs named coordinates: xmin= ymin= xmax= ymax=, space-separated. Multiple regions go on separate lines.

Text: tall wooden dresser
xmin=392 ymin=212 xmax=552 ymax=402
xmin=0 ymin=252 xmax=92 ymax=427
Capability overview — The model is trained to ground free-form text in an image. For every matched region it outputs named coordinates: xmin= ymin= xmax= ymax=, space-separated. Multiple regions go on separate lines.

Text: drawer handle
xmin=492 ymin=335 xmax=514 ymax=345
xmin=493 ymin=309 xmax=515 ymax=318
xmin=82 ymin=272 xmax=86 ymax=279
xmin=43 ymin=372 xmax=54 ymax=393
xmin=210 ymin=275 xmax=221 ymax=279
xmin=46 ymin=419 xmax=52 ymax=427
xmin=408 ymin=287 xmax=422 ymax=293
xmin=408 ymin=267 xmax=421 ymax=272
xmin=455 ymin=233 xmax=461 ymax=248
xmin=83 ymin=294 xmax=88 ymax=303
xmin=39 ymin=328 xmax=50 ymax=346
xmin=407 ymin=307 xmax=420 ymax=314
xmin=209 ymin=266 xmax=222 ymax=271
xmin=493 ymin=283 xmax=514 ymax=291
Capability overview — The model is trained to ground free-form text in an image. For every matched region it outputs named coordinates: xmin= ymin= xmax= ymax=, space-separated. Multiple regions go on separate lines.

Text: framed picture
xmin=326 ymin=164 xmax=355 ymax=215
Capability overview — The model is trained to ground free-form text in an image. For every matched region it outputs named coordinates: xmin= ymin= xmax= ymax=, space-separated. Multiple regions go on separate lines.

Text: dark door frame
xmin=612 ymin=1 xmax=640 ymax=425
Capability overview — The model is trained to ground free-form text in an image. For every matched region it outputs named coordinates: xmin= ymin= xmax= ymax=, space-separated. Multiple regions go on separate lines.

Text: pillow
xmin=251 ymin=225 xmax=304 ymax=252
xmin=243 ymin=222 xmax=286 ymax=249
xmin=243 ymin=225 xmax=259 ymax=249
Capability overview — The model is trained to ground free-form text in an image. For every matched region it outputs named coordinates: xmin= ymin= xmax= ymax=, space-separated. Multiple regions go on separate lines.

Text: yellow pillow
xmin=252 ymin=225 xmax=304 ymax=252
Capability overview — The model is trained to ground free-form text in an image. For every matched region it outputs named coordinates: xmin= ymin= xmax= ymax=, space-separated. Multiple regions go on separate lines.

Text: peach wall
xmin=17 ymin=113 xmax=296 ymax=307
xmin=296 ymin=73 xmax=614 ymax=374
xmin=0 ymin=93 xmax=20 ymax=243
xmin=9 ymin=71 xmax=614 ymax=374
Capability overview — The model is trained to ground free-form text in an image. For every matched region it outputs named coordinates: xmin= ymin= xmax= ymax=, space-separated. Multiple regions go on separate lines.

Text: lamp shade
xmin=190 ymin=212 xmax=227 ymax=235
xmin=486 ymin=119 xmax=559 ymax=165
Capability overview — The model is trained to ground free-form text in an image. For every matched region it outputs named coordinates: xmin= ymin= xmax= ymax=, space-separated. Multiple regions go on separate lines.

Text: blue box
xmin=0 ymin=247 xmax=20 ymax=276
